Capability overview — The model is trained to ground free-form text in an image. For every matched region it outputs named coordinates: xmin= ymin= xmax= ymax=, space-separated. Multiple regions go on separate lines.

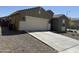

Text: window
xmin=38 ymin=10 xmax=41 ymax=14
xmin=62 ymin=20 xmax=66 ymax=26
xmin=62 ymin=20 xmax=65 ymax=23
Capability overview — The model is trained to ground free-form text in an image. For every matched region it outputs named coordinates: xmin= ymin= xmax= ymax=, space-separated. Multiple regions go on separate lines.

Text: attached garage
xmin=19 ymin=16 xmax=50 ymax=31
xmin=6 ymin=7 xmax=54 ymax=32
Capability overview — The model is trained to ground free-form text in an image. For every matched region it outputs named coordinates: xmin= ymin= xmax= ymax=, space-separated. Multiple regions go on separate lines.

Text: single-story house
xmin=6 ymin=7 xmax=54 ymax=31
xmin=51 ymin=14 xmax=69 ymax=32
xmin=0 ymin=17 xmax=9 ymax=27
xmin=3 ymin=7 xmax=69 ymax=32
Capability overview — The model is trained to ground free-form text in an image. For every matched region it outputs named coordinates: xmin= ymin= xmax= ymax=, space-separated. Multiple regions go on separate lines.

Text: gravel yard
xmin=0 ymin=27 xmax=58 ymax=53
xmin=60 ymin=32 xmax=79 ymax=40
xmin=0 ymin=33 xmax=58 ymax=53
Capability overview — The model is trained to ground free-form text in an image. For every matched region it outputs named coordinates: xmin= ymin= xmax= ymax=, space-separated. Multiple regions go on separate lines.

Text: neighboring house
xmin=6 ymin=7 xmax=54 ymax=31
xmin=51 ymin=14 xmax=69 ymax=32
xmin=0 ymin=17 xmax=9 ymax=27
xmin=47 ymin=10 xmax=54 ymax=16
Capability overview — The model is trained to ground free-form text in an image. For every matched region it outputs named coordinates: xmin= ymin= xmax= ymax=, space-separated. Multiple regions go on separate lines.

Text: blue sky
xmin=0 ymin=6 xmax=79 ymax=18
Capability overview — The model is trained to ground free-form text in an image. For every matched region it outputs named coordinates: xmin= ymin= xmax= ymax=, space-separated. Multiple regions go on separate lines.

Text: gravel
xmin=0 ymin=33 xmax=58 ymax=53
xmin=60 ymin=32 xmax=79 ymax=40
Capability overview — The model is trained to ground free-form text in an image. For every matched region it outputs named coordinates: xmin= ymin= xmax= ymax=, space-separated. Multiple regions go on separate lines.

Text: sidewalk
xmin=60 ymin=45 xmax=79 ymax=53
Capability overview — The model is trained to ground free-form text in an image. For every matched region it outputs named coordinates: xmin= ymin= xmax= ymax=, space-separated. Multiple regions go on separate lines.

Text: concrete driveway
xmin=29 ymin=31 xmax=79 ymax=53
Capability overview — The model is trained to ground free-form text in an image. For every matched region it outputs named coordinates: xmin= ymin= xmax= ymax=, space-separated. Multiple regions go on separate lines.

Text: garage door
xmin=19 ymin=16 xmax=50 ymax=31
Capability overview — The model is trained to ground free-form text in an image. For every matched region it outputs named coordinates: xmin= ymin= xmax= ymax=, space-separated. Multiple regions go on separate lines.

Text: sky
xmin=0 ymin=6 xmax=79 ymax=18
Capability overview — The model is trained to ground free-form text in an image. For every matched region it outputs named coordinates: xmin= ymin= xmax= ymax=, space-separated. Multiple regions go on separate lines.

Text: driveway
xmin=29 ymin=31 xmax=79 ymax=53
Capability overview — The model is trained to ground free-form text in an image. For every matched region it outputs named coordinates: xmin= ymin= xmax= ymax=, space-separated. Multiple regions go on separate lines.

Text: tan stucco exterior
xmin=19 ymin=16 xmax=50 ymax=31
xmin=6 ymin=7 xmax=53 ymax=31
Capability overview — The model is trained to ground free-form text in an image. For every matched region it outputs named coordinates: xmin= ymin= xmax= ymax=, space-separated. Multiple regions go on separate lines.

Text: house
xmin=3 ymin=7 xmax=69 ymax=32
xmin=47 ymin=10 xmax=54 ymax=16
xmin=6 ymin=7 xmax=54 ymax=31
xmin=51 ymin=14 xmax=69 ymax=32
xmin=0 ymin=16 xmax=9 ymax=27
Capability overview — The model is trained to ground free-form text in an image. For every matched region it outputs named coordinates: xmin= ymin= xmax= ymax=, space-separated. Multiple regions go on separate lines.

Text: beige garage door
xmin=19 ymin=16 xmax=50 ymax=31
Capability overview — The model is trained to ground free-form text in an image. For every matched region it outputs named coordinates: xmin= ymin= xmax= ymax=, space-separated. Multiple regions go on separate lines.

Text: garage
xmin=6 ymin=7 xmax=53 ymax=31
xmin=19 ymin=16 xmax=50 ymax=31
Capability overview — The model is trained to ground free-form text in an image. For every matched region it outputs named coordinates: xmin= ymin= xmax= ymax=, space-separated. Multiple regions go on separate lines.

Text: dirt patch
xmin=60 ymin=32 xmax=79 ymax=40
xmin=0 ymin=33 xmax=58 ymax=53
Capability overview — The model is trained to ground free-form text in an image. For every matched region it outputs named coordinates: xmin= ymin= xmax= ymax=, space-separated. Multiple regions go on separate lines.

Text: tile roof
xmin=53 ymin=14 xmax=65 ymax=18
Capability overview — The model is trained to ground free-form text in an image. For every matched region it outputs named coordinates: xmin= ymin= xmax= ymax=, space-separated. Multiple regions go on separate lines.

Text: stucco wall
xmin=19 ymin=16 xmax=50 ymax=31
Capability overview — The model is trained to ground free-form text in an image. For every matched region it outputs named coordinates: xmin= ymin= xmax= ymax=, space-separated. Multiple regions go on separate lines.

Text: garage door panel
xmin=19 ymin=16 xmax=50 ymax=31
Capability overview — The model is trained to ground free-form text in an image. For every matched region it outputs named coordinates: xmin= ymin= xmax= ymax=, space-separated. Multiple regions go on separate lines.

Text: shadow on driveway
xmin=1 ymin=27 xmax=27 ymax=36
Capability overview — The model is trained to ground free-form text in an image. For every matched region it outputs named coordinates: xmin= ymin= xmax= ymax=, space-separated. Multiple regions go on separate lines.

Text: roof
xmin=52 ymin=14 xmax=70 ymax=23
xmin=47 ymin=10 xmax=54 ymax=15
xmin=10 ymin=7 xmax=51 ymax=15
xmin=7 ymin=7 xmax=53 ymax=19
xmin=11 ymin=7 xmax=43 ymax=15
xmin=53 ymin=14 xmax=65 ymax=18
